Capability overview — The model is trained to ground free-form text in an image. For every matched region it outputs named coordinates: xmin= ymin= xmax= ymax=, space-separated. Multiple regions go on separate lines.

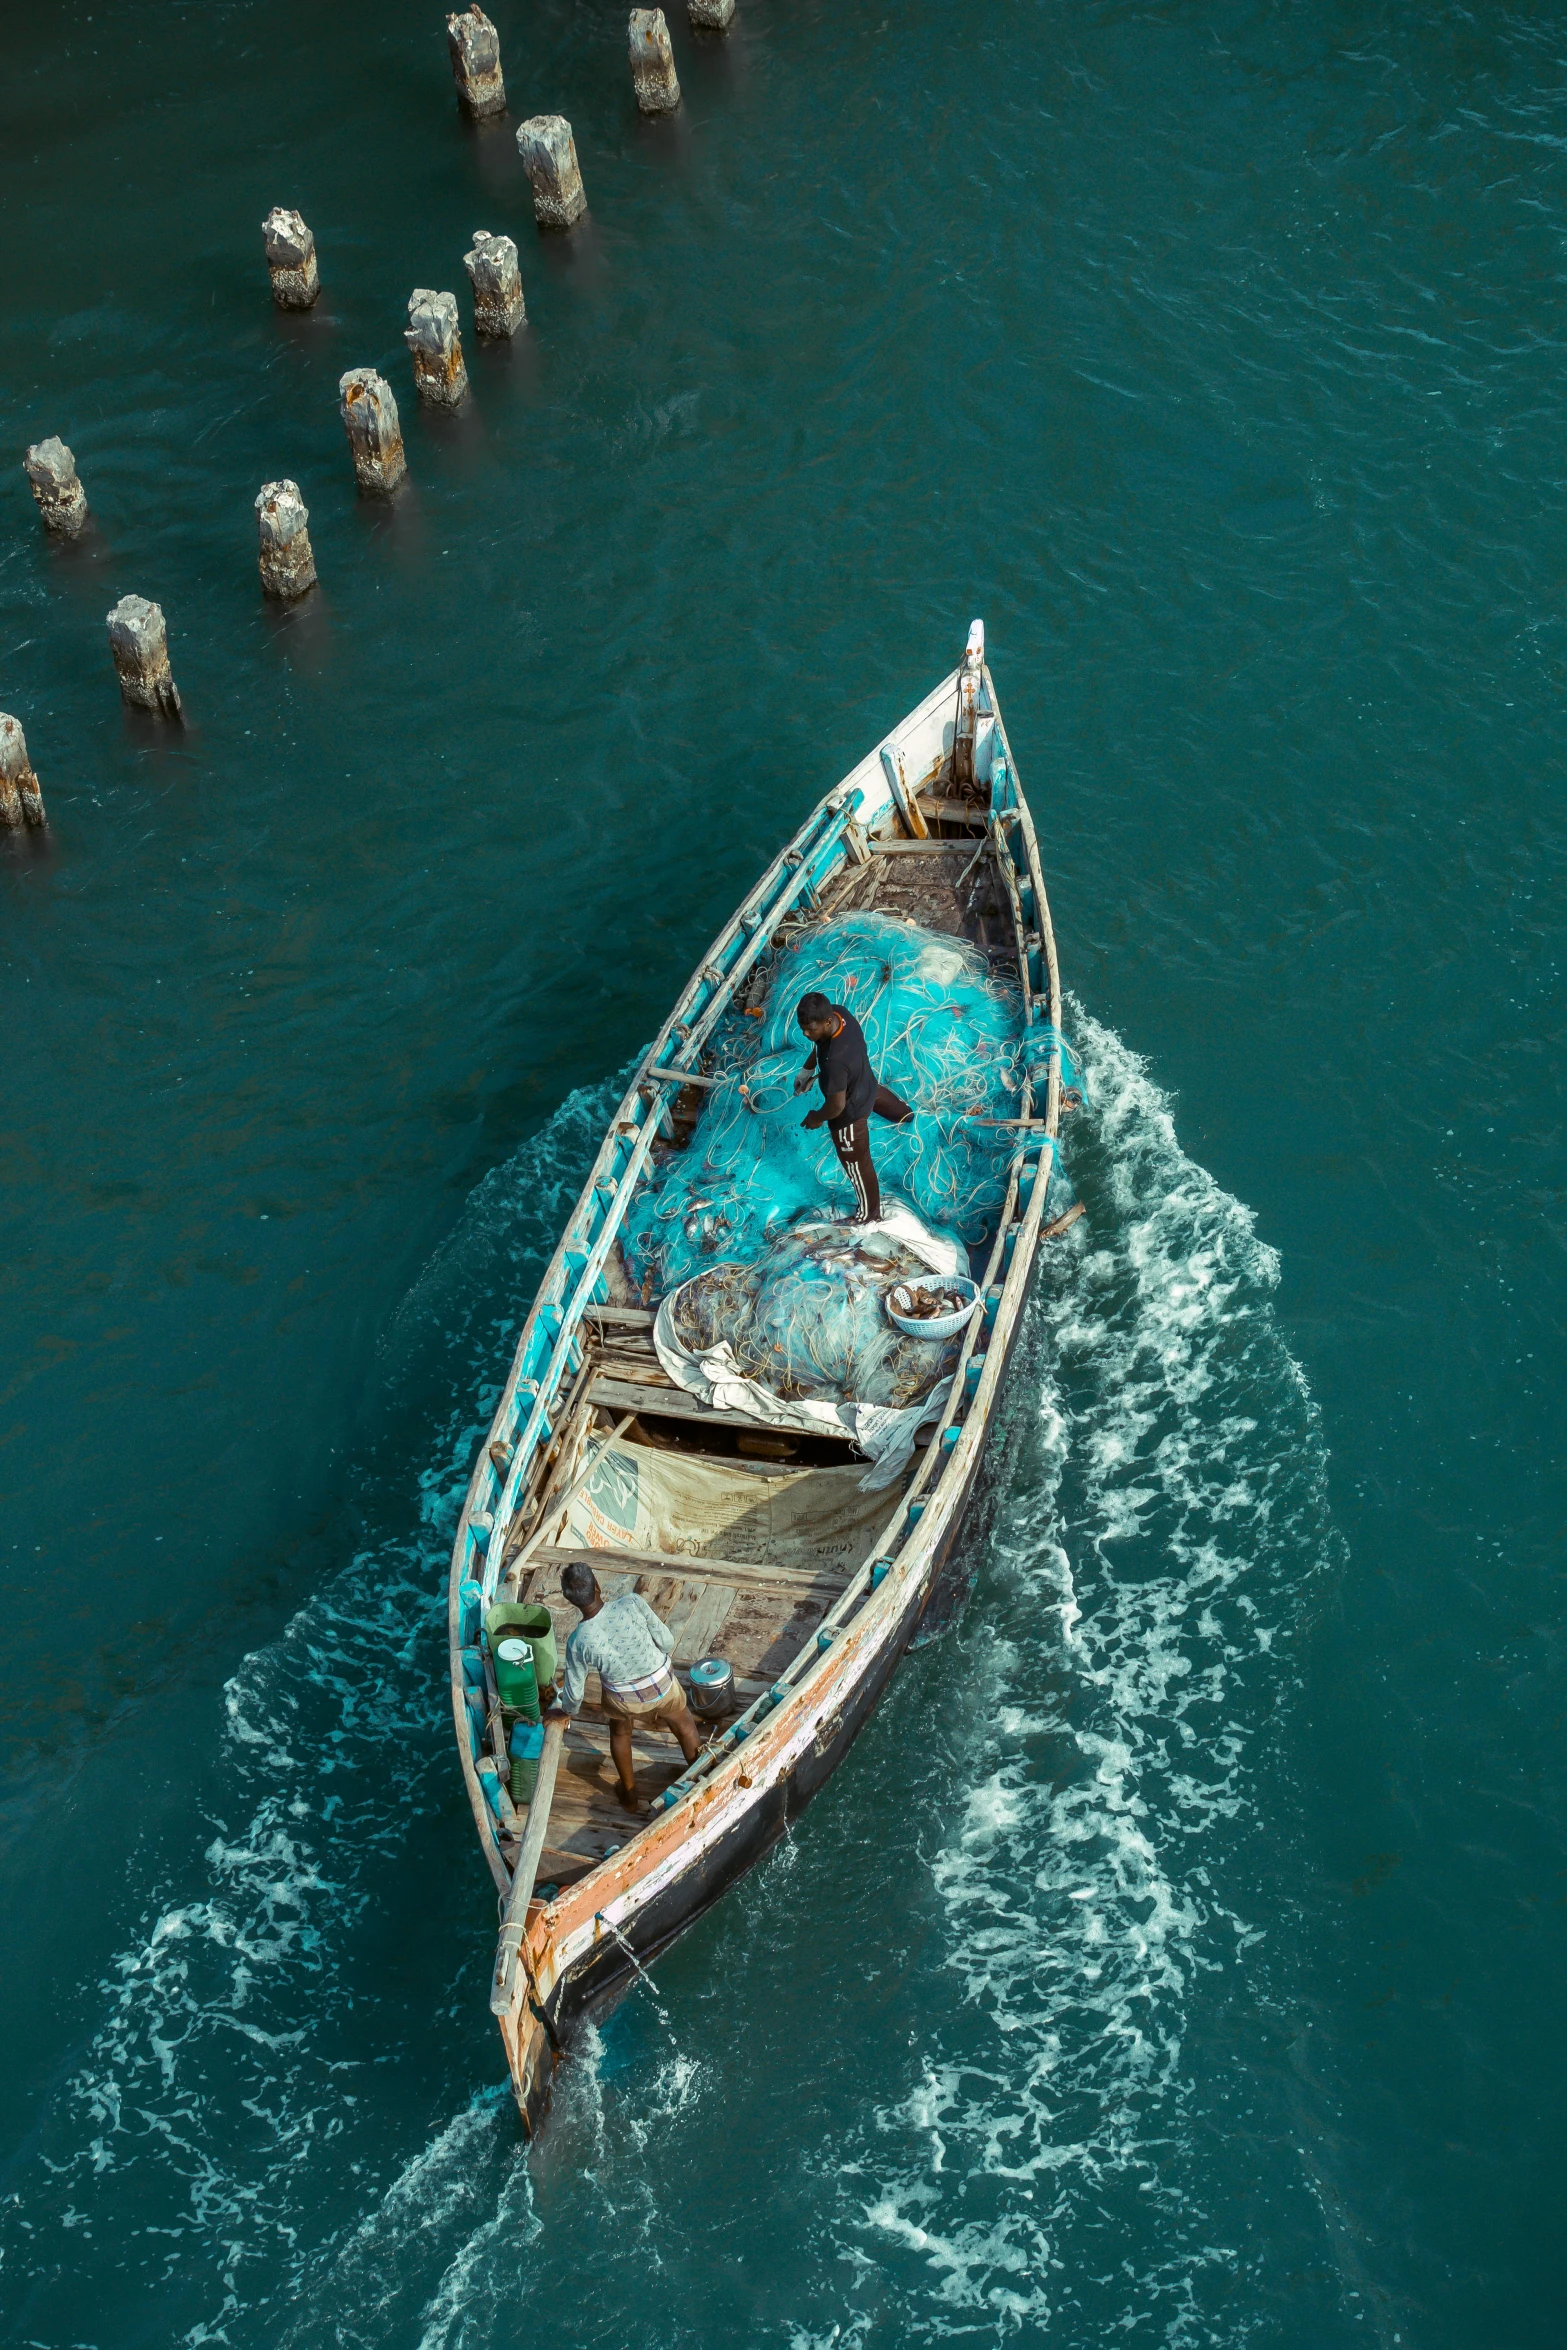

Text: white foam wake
xmin=824 ymin=1006 xmax=1341 ymax=2339
xmin=266 ymin=1011 xmax=1344 ymax=2350
xmin=0 ymin=1078 xmax=626 ymax=2347
xmin=1 ymin=1027 xmax=1345 ymax=2348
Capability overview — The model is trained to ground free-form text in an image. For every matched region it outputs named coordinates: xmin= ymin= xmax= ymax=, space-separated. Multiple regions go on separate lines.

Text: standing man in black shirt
xmin=793 ymin=990 xmax=914 ymax=1223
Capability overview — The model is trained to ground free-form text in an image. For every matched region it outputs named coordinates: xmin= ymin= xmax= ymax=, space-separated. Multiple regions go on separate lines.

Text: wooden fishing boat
xmin=448 ymin=621 xmax=1076 ymax=2132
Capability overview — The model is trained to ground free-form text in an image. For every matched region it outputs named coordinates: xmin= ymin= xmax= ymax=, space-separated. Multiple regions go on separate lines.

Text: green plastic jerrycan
xmin=492 ymin=1634 xmax=538 ymax=1715
xmin=485 ymin=1601 xmax=558 ymax=1704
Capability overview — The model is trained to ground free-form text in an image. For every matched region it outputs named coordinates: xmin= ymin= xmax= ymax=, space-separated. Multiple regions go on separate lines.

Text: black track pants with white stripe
xmin=829 ymin=1086 xmax=913 ymax=1224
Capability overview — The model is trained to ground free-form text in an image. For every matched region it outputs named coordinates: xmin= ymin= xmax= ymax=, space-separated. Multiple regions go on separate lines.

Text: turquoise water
xmin=2 ymin=2 xmax=1563 ymax=2342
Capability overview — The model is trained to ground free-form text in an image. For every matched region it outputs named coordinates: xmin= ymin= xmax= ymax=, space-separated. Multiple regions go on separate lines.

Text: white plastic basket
xmin=885 ymin=1274 xmax=980 ymax=1341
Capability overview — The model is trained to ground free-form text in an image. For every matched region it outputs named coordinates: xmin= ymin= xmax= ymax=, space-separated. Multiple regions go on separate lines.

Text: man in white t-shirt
xmin=548 ymin=1560 xmax=701 ymax=1813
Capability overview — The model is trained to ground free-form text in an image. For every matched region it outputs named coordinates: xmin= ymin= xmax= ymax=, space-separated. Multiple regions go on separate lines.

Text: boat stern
xmin=500 ymin=1996 xmax=557 ymax=2138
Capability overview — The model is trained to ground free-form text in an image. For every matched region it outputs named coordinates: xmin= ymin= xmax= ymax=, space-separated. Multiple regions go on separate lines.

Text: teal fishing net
xmin=670 ymin=1223 xmax=964 ymax=1409
xmin=621 ymin=912 xmax=1078 ymax=1302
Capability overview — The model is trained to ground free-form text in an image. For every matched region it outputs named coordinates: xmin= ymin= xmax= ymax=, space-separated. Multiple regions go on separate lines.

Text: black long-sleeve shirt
xmin=805 ymin=1007 xmax=877 ymax=1125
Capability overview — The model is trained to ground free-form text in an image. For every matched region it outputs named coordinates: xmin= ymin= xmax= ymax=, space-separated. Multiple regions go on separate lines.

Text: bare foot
xmin=616 ymin=1784 xmax=644 ymax=1815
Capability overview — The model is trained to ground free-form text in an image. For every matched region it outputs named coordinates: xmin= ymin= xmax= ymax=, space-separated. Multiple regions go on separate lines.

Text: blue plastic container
xmin=475 ymin=1757 xmax=504 ymax=1820
xmin=508 ymin=1717 xmax=545 ymax=1806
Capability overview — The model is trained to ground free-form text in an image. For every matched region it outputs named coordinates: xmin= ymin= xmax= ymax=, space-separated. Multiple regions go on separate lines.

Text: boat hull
xmin=459 ymin=641 xmax=1070 ymax=2138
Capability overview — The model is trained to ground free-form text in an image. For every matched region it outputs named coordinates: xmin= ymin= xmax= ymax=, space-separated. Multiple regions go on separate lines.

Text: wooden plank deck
xmin=506 ymin=1491 xmax=858 ymax=1871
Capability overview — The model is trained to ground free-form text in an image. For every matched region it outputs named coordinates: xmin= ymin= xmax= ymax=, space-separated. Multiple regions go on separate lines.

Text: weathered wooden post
xmin=0 ymin=714 xmax=46 ymax=830
xmin=255 ymin=480 xmax=318 ymax=599
xmin=447 ymin=6 xmax=506 ymax=116
xmin=406 ymin=289 xmax=469 ymax=405
xmin=23 ymin=438 xmax=89 ymax=538
xmin=688 ymin=0 xmax=736 ymax=24
xmin=464 ymin=230 xmax=526 ymax=337
xmin=516 ymin=115 xmax=587 ymax=228
xmin=630 ymin=10 xmax=681 ymax=111
xmin=106 ymin=596 xmax=182 ymax=717
xmin=338 ymin=368 xmax=408 ymax=493
xmin=262 ymin=208 xmax=320 ymax=309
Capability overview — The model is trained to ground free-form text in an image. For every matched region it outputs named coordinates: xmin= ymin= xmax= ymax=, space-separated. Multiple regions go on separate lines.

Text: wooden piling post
xmin=23 ymin=438 xmax=88 ymax=538
xmin=406 ymin=289 xmax=470 ymax=405
xmin=0 ymin=714 xmax=46 ymax=830
xmin=630 ymin=10 xmax=681 ymax=112
xmin=464 ymin=231 xmax=526 ymax=337
xmin=255 ymin=480 xmax=318 ymax=600
xmin=516 ymin=116 xmax=587 ymax=228
xmin=688 ymin=0 xmax=735 ymax=25
xmin=447 ymin=6 xmax=506 ymax=117
xmin=262 ymin=208 xmax=320 ymax=310
xmin=338 ymin=368 xmax=408 ymax=493
xmin=106 ymin=596 xmax=182 ymax=717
